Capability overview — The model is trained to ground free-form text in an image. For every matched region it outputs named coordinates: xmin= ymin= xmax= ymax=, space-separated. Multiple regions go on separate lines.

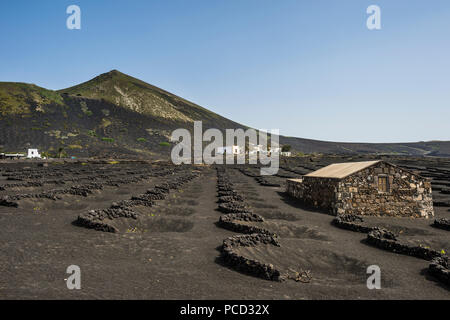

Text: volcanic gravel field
xmin=0 ymin=156 xmax=449 ymax=299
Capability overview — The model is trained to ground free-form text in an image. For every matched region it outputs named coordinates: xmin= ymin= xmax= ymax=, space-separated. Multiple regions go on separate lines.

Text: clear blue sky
xmin=1 ymin=0 xmax=449 ymax=143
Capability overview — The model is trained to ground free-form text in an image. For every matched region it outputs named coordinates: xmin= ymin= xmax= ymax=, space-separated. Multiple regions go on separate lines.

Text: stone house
xmin=286 ymin=160 xmax=434 ymax=218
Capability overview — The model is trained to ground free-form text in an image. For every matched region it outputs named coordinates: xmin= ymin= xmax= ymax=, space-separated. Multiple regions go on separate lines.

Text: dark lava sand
xmin=0 ymin=157 xmax=449 ymax=299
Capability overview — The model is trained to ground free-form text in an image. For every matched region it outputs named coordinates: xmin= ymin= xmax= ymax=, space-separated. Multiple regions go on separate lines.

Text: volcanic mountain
xmin=0 ymin=70 xmax=449 ymax=158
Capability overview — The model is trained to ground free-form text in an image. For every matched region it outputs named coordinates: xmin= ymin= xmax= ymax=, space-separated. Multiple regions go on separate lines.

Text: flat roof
xmin=304 ymin=160 xmax=381 ymax=179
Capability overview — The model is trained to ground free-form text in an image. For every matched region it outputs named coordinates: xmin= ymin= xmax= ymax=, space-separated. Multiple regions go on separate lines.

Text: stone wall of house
xmin=286 ymin=177 xmax=339 ymax=213
xmin=286 ymin=161 xmax=434 ymax=218
xmin=334 ymin=162 xmax=434 ymax=218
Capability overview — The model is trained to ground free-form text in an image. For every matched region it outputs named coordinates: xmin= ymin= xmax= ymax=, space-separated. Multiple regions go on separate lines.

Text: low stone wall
xmin=1 ymin=181 xmax=44 ymax=189
xmin=239 ymin=168 xmax=281 ymax=187
xmin=75 ymin=211 xmax=120 ymax=233
xmin=366 ymin=228 xmax=443 ymax=261
xmin=335 ymin=162 xmax=434 ymax=218
xmin=433 ymin=200 xmax=450 ymax=207
xmin=76 ymin=170 xmax=201 ymax=233
xmin=218 ymin=202 xmax=250 ymax=214
xmin=286 ymin=162 xmax=434 ymax=218
xmin=218 ymin=195 xmax=244 ymax=203
xmin=286 ymin=177 xmax=338 ymax=213
xmin=255 ymin=176 xmax=281 ymax=187
xmin=221 ymin=234 xmax=283 ymax=281
xmin=216 ymin=167 xmax=283 ymax=281
xmin=0 ymin=166 xmax=188 ymax=207
xmin=332 ymin=215 xmax=449 ymax=287
xmin=218 ymin=213 xmax=274 ymax=236
xmin=219 ymin=212 xmax=264 ymax=223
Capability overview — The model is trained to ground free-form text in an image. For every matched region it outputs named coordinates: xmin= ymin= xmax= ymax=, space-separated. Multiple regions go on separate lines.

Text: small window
xmin=378 ymin=176 xmax=389 ymax=193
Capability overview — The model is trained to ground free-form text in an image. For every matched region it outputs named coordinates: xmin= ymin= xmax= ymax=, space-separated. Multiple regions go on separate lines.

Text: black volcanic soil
xmin=0 ymin=156 xmax=449 ymax=299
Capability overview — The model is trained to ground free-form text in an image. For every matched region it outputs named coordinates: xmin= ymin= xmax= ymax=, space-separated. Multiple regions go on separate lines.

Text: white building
xmin=217 ymin=145 xmax=242 ymax=155
xmin=27 ymin=148 xmax=41 ymax=159
xmin=248 ymin=143 xmax=265 ymax=155
xmin=232 ymin=145 xmax=241 ymax=155
xmin=217 ymin=146 xmax=232 ymax=155
xmin=281 ymin=151 xmax=292 ymax=157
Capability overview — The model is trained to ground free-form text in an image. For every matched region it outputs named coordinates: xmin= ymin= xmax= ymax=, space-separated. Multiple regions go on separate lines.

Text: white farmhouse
xmin=217 ymin=145 xmax=242 ymax=155
xmin=27 ymin=148 xmax=41 ymax=159
xmin=217 ymin=146 xmax=232 ymax=155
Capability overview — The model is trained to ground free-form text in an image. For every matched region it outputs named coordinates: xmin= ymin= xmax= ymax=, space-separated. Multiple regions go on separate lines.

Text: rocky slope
xmin=0 ymin=70 xmax=449 ymax=158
